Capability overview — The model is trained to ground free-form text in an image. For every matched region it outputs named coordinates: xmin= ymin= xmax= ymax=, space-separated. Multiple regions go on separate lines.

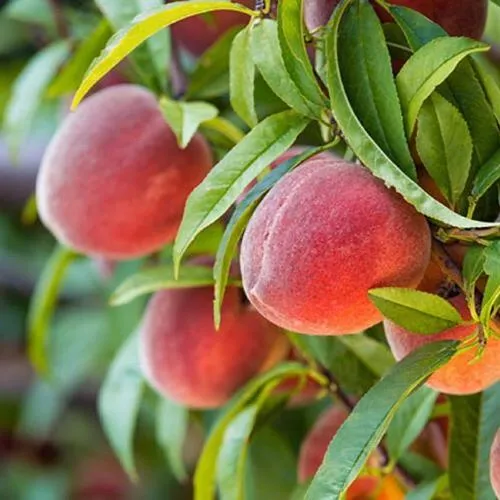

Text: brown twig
xmin=320 ymin=369 xmax=416 ymax=489
xmin=170 ymin=41 xmax=187 ymax=99
xmin=48 ymin=0 xmax=69 ymax=39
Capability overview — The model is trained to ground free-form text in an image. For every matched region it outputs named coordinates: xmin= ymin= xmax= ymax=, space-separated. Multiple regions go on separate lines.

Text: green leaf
xmin=27 ymin=245 xmax=77 ymax=376
xmin=185 ymin=27 xmax=240 ymax=100
xmin=277 ymin=0 xmax=327 ymax=110
xmin=110 ymin=264 xmax=225 ymax=306
xmin=156 ymin=397 xmax=189 ymax=482
xmin=389 ymin=5 xmax=500 ymax=172
xmin=216 ymin=379 xmax=282 ymax=500
xmin=251 ymin=19 xmax=323 ymax=118
xmin=72 ymin=1 xmax=256 ymax=106
xmin=98 ymin=332 xmax=144 ymax=481
xmin=481 ymin=242 xmax=500 ymax=324
xmin=369 ymin=287 xmax=464 ymax=334
xmin=245 ymin=428 xmax=297 ymax=500
xmin=470 ymin=148 xmax=500 ymax=208
xmin=325 ymin=0 xmax=497 ymax=229
xmin=3 ymin=41 xmax=70 ymax=161
xmin=472 ymin=55 xmax=500 ymax=126
xmin=48 ymin=19 xmax=113 ymax=97
xmin=463 ymin=246 xmax=486 ymax=297
xmin=448 ymin=384 xmax=500 ymax=500
xmin=386 ymin=386 xmax=438 ymax=463
xmin=201 ymin=116 xmax=245 ymax=145
xmin=230 ymin=25 xmax=257 ymax=127
xmin=173 ymin=110 xmax=310 ymax=274
xmin=305 ymin=340 xmax=459 ymax=499
xmin=159 ymin=96 xmax=218 ymax=149
xmin=96 ymin=0 xmax=171 ymax=92
xmin=195 ymin=362 xmax=320 ymax=500
xmin=396 ymin=36 xmax=488 ymax=137
xmin=406 ymin=477 xmax=445 ymax=500
xmin=213 ymin=145 xmax=331 ymax=328
xmin=416 ymin=92 xmax=473 ymax=207
xmin=337 ymin=0 xmax=416 ymax=179
xmin=293 ymin=333 xmax=394 ymax=396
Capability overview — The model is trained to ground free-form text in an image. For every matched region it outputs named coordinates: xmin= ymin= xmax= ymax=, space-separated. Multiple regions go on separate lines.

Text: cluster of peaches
xmin=35 ymin=0 xmax=499 ymax=496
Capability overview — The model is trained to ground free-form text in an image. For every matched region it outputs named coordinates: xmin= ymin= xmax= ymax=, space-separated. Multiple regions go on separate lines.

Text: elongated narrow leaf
xmin=156 ymin=397 xmax=189 ymax=482
xmin=98 ymin=332 xmax=144 ymax=480
xmin=159 ymin=97 xmax=218 ymax=148
xmin=3 ymin=41 xmax=70 ymax=160
xmin=463 ymin=246 xmax=486 ymax=297
xmin=251 ymin=19 xmax=323 ymax=118
xmin=470 ymin=148 xmax=500 ymax=207
xmin=406 ymin=478 xmax=444 ymax=500
xmin=386 ymin=386 xmax=438 ymax=462
xmin=72 ymin=1 xmax=256 ymax=106
xmin=396 ymin=36 xmax=488 ymax=136
xmin=337 ymin=0 xmax=416 ymax=179
xmin=28 ymin=245 xmax=77 ymax=375
xmin=369 ymin=287 xmax=464 ymax=334
xmin=195 ymin=362 xmax=321 ymax=500
xmin=48 ymin=19 xmax=112 ymax=97
xmin=449 ymin=384 xmax=500 ymax=500
xmin=277 ymin=0 xmax=326 ymax=110
xmin=294 ymin=333 xmax=394 ymax=396
xmin=110 ymin=264 xmax=221 ymax=306
xmin=213 ymin=145 xmax=332 ymax=327
xmin=201 ymin=116 xmax=245 ymax=145
xmin=305 ymin=340 xmax=459 ymax=499
xmin=230 ymin=26 xmax=257 ymax=127
xmin=97 ymin=0 xmax=171 ymax=90
xmin=325 ymin=0 xmax=497 ymax=229
xmin=186 ymin=27 xmax=240 ymax=100
xmin=216 ymin=379 xmax=282 ymax=500
xmin=416 ymin=92 xmax=472 ymax=207
xmin=389 ymin=6 xmax=500 ymax=171
xmin=472 ymin=55 xmax=500 ymax=126
xmin=173 ymin=110 xmax=310 ymax=274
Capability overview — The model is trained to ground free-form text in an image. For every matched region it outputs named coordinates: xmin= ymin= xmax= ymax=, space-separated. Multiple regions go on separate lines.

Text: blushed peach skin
xmin=304 ymin=0 xmax=487 ymax=39
xmin=171 ymin=1 xmax=253 ymax=56
xmin=139 ymin=286 xmax=288 ymax=409
xmin=298 ymin=407 xmax=404 ymax=499
xmin=37 ymin=85 xmax=212 ymax=259
xmin=385 ymin=296 xmax=500 ymax=395
xmin=490 ymin=431 xmax=500 ymax=497
xmin=240 ymin=157 xmax=431 ymax=335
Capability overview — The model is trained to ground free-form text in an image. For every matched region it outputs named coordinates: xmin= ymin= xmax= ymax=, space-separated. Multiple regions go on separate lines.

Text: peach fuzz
xmin=139 ymin=285 xmax=288 ymax=409
xmin=37 ymin=84 xmax=212 ymax=259
xmin=385 ymin=296 xmax=500 ymax=395
xmin=298 ymin=407 xmax=404 ymax=499
xmin=171 ymin=0 xmax=253 ymax=56
xmin=490 ymin=431 xmax=500 ymax=497
xmin=240 ymin=157 xmax=431 ymax=335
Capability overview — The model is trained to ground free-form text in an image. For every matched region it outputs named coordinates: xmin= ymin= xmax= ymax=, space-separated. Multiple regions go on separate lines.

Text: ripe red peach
xmin=385 ymin=295 xmax=500 ymax=395
xmin=37 ymin=84 xmax=212 ymax=259
xmin=139 ymin=285 xmax=288 ymax=408
xmin=240 ymin=157 xmax=431 ymax=335
xmin=304 ymin=0 xmax=487 ymax=39
xmin=171 ymin=1 xmax=253 ymax=56
xmin=490 ymin=431 xmax=500 ymax=497
xmin=298 ymin=406 xmax=405 ymax=499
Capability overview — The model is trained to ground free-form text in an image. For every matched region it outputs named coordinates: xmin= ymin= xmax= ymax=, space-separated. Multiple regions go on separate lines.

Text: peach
xmin=37 ymin=84 xmax=212 ymax=259
xmin=298 ymin=407 xmax=404 ymax=499
xmin=240 ymin=157 xmax=431 ymax=335
xmin=385 ymin=295 xmax=500 ymax=395
xmin=139 ymin=285 xmax=288 ymax=408
xmin=375 ymin=0 xmax=488 ymax=40
xmin=304 ymin=0 xmax=487 ymax=39
xmin=490 ymin=431 xmax=500 ymax=497
xmin=171 ymin=1 xmax=253 ymax=56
